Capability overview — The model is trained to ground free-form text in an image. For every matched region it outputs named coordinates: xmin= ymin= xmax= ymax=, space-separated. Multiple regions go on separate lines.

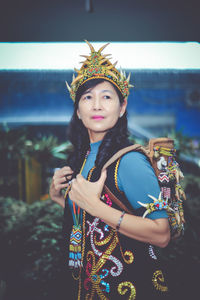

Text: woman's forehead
xmin=84 ymin=81 xmax=116 ymax=93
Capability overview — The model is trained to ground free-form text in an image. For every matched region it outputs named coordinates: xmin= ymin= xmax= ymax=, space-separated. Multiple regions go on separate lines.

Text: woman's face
xmin=77 ymin=81 xmax=127 ymax=143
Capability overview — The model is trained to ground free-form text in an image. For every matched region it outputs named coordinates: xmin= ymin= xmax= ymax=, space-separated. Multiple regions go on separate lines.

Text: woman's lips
xmin=92 ymin=115 xmax=104 ymax=120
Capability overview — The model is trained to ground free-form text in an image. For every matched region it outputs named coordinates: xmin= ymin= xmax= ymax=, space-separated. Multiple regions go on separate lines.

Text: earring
xmin=78 ymin=115 xmax=81 ymax=120
xmin=120 ymin=113 xmax=123 ymax=118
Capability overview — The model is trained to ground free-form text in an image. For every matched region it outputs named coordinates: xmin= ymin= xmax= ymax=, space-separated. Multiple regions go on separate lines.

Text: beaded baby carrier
xmin=103 ymin=137 xmax=186 ymax=240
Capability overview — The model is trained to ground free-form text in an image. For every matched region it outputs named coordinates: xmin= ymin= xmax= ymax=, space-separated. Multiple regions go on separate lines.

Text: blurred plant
xmin=0 ymin=197 xmax=65 ymax=300
xmin=0 ymin=123 xmax=27 ymax=160
xmin=0 ymin=123 xmax=70 ymax=162
xmin=167 ymin=129 xmax=200 ymax=157
xmin=23 ymin=136 xmax=70 ymax=163
xmin=0 ymin=124 xmax=71 ymax=198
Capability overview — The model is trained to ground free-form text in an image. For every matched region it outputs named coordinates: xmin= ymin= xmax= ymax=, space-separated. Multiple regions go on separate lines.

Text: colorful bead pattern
xmin=77 ymin=165 xmax=135 ymax=298
xmin=152 ymin=270 xmax=168 ymax=292
xmin=83 ymin=227 xmax=123 ymax=298
xmin=66 ymin=41 xmax=132 ymax=102
xmin=153 ymin=146 xmax=176 ymax=157
xmin=138 ymin=192 xmax=171 ymax=218
xmin=161 ymin=186 xmax=171 ymax=199
xmin=148 ymin=245 xmax=157 ymax=260
xmin=114 ymin=158 xmax=124 ymax=194
xmin=153 ymin=145 xmax=186 ymax=237
xmin=117 ymin=281 xmax=136 ymax=299
xmin=81 ymin=209 xmax=136 ymax=298
xmin=67 ymin=151 xmax=91 ymax=272
xmin=76 ymin=157 xmax=169 ymax=298
xmin=69 ymin=225 xmax=82 ymax=268
xmin=120 ymin=249 xmax=134 ymax=265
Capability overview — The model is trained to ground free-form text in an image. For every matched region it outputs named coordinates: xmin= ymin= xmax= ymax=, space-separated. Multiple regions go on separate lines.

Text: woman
xmin=50 ymin=41 xmax=171 ymax=299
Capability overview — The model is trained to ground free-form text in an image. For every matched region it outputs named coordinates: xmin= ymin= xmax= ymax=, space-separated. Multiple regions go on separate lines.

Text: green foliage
xmin=0 ymin=124 xmax=71 ymax=198
xmin=168 ymin=129 xmax=200 ymax=157
xmin=0 ymin=197 xmax=65 ymax=299
xmin=130 ymin=129 xmax=200 ymax=160
xmin=0 ymin=124 xmax=70 ymax=162
xmin=0 ymin=124 xmax=28 ymax=160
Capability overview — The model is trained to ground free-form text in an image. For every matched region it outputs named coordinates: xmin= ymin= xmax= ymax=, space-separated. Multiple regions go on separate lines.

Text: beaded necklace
xmin=64 ymin=150 xmax=91 ymax=270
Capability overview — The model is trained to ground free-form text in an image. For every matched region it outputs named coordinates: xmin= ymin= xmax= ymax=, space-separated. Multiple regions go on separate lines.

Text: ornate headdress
xmin=66 ymin=40 xmax=133 ymax=102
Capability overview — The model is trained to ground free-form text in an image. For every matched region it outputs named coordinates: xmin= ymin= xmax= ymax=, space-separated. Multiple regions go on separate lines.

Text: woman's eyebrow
xmin=82 ymin=89 xmax=92 ymax=95
xmin=101 ymin=89 xmax=114 ymax=94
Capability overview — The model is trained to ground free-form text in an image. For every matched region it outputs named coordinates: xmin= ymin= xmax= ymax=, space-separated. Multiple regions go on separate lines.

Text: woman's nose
xmin=92 ymin=97 xmax=102 ymax=110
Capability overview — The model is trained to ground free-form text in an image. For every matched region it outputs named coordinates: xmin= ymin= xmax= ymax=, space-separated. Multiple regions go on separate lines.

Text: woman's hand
xmin=49 ymin=166 xmax=74 ymax=208
xmin=69 ymin=170 xmax=107 ymax=215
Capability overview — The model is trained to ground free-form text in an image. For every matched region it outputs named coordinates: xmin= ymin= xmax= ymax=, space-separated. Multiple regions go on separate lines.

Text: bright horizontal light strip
xmin=0 ymin=42 xmax=199 ymax=70
xmin=0 ymin=115 xmax=72 ymax=124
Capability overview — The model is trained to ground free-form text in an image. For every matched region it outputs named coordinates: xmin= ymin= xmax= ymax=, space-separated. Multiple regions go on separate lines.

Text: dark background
xmin=0 ymin=0 xmax=199 ymax=42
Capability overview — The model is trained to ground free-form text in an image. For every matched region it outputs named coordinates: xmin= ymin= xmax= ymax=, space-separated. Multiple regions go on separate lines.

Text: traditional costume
xmin=64 ymin=41 xmax=171 ymax=299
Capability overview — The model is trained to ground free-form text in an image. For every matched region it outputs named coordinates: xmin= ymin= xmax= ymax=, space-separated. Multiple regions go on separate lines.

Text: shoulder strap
xmin=102 ymin=144 xmax=146 ymax=171
xmin=103 ymin=185 xmax=133 ymax=214
xmin=103 ymin=143 xmax=146 ymax=214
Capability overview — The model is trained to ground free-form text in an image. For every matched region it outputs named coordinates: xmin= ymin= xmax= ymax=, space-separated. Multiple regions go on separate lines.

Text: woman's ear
xmin=77 ymin=110 xmax=81 ymax=120
xmin=119 ymin=98 xmax=127 ymax=118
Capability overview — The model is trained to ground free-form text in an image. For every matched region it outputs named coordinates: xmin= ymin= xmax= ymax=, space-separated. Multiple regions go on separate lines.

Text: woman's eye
xmin=83 ymin=95 xmax=92 ymax=100
xmin=103 ymin=95 xmax=111 ymax=99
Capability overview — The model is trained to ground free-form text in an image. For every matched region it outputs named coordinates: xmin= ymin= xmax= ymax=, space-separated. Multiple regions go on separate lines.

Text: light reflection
xmin=0 ymin=42 xmax=199 ymax=70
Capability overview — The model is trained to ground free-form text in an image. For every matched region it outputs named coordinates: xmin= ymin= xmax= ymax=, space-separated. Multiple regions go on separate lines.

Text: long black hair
xmin=66 ymin=78 xmax=130 ymax=179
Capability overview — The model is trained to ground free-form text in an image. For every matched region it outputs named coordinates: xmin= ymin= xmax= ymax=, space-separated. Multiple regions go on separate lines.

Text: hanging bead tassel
xmin=69 ymin=225 xmax=82 ymax=269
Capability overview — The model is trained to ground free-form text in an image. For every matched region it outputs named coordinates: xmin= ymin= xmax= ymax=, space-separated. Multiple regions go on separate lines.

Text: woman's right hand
xmin=49 ymin=166 xmax=74 ymax=208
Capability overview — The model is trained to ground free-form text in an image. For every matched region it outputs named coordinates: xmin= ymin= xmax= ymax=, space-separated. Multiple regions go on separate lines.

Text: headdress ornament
xmin=66 ymin=40 xmax=133 ymax=102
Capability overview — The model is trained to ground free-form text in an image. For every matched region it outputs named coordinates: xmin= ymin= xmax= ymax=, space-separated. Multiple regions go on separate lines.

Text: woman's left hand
xmin=69 ymin=170 xmax=107 ymax=215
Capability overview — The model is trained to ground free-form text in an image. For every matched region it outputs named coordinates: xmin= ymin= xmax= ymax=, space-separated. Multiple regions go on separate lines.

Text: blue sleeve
xmin=118 ymin=151 xmax=168 ymax=220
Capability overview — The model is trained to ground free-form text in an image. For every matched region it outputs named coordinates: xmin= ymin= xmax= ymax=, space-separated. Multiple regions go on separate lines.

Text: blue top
xmin=68 ymin=140 xmax=168 ymax=220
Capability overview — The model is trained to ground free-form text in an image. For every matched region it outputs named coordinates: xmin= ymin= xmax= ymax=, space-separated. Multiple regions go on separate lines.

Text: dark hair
xmin=66 ymin=78 xmax=129 ymax=178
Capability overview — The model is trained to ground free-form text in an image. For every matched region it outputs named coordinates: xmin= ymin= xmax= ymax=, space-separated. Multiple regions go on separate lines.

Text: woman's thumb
xmin=98 ymin=169 xmax=107 ymax=186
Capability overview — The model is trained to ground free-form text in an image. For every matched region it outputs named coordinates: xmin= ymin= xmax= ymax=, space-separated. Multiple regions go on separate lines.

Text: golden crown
xmin=66 ymin=40 xmax=133 ymax=102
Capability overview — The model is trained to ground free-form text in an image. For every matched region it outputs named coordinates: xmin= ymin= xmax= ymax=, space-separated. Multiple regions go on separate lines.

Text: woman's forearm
xmin=91 ymin=198 xmax=170 ymax=248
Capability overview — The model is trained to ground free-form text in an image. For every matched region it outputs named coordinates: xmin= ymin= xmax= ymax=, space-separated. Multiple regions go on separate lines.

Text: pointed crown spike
xmin=80 ymin=55 xmax=90 ymax=59
xmin=65 ymin=81 xmax=71 ymax=92
xmin=127 ymin=72 xmax=131 ymax=83
xmin=98 ymin=42 xmax=110 ymax=53
xmin=84 ymin=39 xmax=95 ymax=53
xmin=113 ymin=61 xmax=118 ymax=67
xmin=103 ymin=54 xmax=112 ymax=58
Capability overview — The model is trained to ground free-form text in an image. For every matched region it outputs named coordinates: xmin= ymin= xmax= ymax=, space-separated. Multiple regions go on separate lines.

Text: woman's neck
xmin=88 ymin=131 xmax=106 ymax=143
